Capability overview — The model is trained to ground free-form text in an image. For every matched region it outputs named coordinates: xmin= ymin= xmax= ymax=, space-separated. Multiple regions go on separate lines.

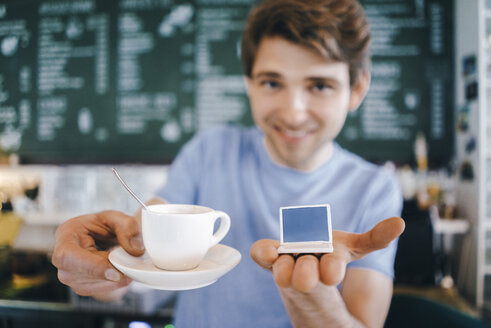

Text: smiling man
xmin=246 ymin=36 xmax=367 ymax=171
xmin=52 ymin=1 xmax=404 ymax=327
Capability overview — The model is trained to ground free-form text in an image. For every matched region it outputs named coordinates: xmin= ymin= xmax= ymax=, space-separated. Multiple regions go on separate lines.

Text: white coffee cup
xmin=141 ymin=204 xmax=231 ymax=271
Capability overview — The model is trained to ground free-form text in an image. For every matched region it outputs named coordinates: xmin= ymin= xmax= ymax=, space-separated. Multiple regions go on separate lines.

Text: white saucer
xmin=108 ymin=244 xmax=241 ymax=290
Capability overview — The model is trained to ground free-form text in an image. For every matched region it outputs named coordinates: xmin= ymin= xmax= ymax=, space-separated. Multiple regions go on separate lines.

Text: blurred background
xmin=0 ymin=0 xmax=490 ymax=327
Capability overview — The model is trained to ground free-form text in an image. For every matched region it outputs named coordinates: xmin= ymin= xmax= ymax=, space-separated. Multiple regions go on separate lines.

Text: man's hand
xmin=51 ymin=211 xmax=145 ymax=301
xmin=250 ymin=217 xmax=405 ymax=293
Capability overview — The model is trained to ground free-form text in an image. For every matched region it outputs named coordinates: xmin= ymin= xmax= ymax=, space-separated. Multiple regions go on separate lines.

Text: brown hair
xmin=241 ymin=0 xmax=371 ymax=86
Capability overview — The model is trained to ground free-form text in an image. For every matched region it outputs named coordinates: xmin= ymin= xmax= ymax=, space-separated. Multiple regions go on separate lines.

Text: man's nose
xmin=280 ymin=88 xmax=309 ymax=126
xmin=285 ymin=88 xmax=308 ymax=111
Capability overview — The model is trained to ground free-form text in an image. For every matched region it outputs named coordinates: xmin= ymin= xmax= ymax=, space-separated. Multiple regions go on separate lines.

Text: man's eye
xmin=261 ymin=80 xmax=279 ymax=89
xmin=312 ymin=83 xmax=330 ymax=91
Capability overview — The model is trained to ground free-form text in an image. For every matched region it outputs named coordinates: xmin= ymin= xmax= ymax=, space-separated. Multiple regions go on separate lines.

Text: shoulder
xmin=191 ymin=125 xmax=253 ymax=145
xmin=178 ymin=125 xmax=258 ymax=166
xmin=332 ymin=146 xmax=402 ymax=215
xmin=335 ymin=146 xmax=400 ymax=192
xmin=187 ymin=125 xmax=258 ymax=154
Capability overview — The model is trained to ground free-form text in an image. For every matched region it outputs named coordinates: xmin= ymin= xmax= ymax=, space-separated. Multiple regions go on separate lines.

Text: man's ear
xmin=348 ymin=71 xmax=370 ymax=112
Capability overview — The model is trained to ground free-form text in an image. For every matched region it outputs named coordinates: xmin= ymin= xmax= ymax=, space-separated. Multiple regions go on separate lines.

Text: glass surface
xmin=282 ymin=206 xmax=330 ymax=243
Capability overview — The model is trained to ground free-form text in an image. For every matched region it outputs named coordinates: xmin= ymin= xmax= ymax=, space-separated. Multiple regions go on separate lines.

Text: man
xmin=52 ymin=0 xmax=405 ymax=327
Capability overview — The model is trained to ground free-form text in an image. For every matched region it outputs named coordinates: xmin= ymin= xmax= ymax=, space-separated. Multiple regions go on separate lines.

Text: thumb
xmin=350 ymin=217 xmax=405 ymax=259
xmin=98 ymin=210 xmax=145 ymax=256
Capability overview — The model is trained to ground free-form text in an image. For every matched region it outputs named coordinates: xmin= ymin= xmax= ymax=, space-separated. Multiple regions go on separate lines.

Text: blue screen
xmin=282 ymin=206 xmax=330 ymax=242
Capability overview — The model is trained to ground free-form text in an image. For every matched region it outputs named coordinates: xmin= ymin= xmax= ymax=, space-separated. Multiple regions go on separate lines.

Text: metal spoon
xmin=111 ymin=167 xmax=149 ymax=211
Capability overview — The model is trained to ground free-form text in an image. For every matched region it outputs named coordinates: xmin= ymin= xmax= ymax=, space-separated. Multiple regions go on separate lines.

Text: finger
xmin=291 ymin=255 xmax=319 ymax=293
xmin=352 ymin=217 xmax=405 ymax=257
xmin=92 ymin=285 xmax=131 ymax=302
xmin=59 ymin=270 xmax=132 ymax=297
xmin=52 ymin=242 xmax=123 ymax=283
xmin=272 ymin=255 xmax=295 ymax=287
xmin=250 ymin=239 xmax=280 ymax=270
xmin=319 ymin=252 xmax=347 ymax=286
xmin=98 ymin=211 xmax=145 ymax=256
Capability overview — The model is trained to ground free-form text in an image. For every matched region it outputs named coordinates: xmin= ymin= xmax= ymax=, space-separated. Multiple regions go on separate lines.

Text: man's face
xmin=246 ymin=37 xmax=368 ymax=171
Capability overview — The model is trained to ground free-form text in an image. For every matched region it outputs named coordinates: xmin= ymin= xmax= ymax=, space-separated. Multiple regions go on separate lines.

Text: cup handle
xmin=209 ymin=210 xmax=231 ymax=247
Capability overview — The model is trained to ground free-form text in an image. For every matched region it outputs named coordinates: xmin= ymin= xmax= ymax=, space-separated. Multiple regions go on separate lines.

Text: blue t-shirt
xmin=156 ymin=125 xmax=403 ymax=328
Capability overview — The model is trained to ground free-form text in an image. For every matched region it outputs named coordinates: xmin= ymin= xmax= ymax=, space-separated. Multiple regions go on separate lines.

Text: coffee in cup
xmin=141 ymin=204 xmax=231 ymax=271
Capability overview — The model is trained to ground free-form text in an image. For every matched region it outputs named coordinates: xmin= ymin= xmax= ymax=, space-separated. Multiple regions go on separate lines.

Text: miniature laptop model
xmin=277 ymin=204 xmax=333 ymax=254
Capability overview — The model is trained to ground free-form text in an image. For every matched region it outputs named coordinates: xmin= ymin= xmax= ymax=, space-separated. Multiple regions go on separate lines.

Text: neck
xmin=264 ymin=140 xmax=334 ymax=172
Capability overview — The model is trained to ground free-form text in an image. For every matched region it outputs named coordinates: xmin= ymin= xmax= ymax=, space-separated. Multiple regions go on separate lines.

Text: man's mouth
xmin=283 ymin=129 xmax=308 ymax=138
xmin=273 ymin=125 xmax=313 ymax=142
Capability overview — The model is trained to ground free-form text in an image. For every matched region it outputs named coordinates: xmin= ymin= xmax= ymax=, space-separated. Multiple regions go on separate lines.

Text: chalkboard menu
xmin=0 ymin=0 xmax=453 ymax=165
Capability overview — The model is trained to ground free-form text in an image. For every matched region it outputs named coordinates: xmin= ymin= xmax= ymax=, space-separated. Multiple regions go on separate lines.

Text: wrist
xmin=279 ymin=284 xmax=365 ymax=328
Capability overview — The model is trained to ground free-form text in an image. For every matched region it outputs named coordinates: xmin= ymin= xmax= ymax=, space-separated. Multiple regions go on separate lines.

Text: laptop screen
xmin=281 ymin=205 xmax=331 ymax=243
